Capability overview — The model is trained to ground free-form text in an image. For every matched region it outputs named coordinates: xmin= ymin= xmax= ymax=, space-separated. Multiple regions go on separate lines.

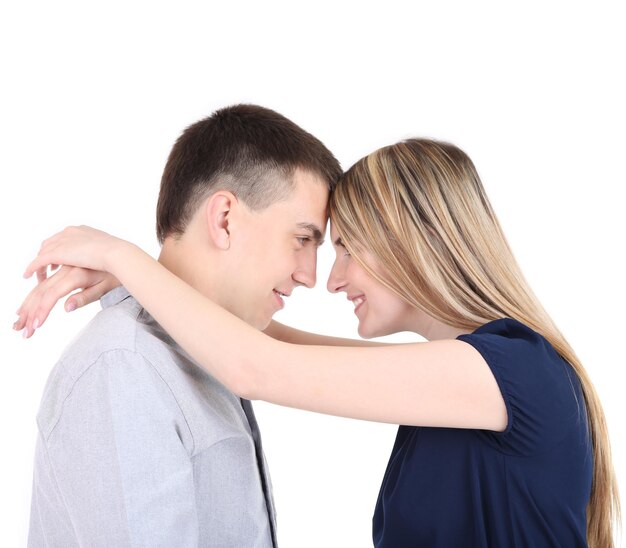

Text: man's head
xmin=157 ymin=104 xmax=341 ymax=244
xmin=157 ymin=104 xmax=342 ymax=329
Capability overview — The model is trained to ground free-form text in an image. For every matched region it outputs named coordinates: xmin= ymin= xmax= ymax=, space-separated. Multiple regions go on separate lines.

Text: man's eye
xmin=297 ymin=237 xmax=310 ymax=245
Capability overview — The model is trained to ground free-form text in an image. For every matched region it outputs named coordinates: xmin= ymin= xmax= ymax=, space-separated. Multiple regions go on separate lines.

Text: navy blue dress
xmin=373 ymin=318 xmax=592 ymax=547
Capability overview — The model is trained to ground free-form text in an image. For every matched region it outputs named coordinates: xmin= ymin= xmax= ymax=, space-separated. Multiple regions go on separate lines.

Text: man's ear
xmin=204 ymin=191 xmax=238 ymax=250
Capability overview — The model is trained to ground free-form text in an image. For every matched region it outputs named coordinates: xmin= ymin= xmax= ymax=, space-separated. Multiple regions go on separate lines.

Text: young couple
xmin=17 ymin=104 xmax=618 ymax=547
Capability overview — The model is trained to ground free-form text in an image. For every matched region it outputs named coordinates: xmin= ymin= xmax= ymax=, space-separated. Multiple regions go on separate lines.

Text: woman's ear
xmin=204 ymin=191 xmax=238 ymax=250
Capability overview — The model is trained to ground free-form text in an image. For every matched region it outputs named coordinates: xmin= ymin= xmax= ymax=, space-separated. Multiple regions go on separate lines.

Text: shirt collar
xmin=100 ymin=286 xmax=132 ymax=309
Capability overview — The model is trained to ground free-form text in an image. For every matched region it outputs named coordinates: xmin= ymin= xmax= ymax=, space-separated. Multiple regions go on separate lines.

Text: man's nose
xmin=293 ymin=253 xmax=317 ymax=289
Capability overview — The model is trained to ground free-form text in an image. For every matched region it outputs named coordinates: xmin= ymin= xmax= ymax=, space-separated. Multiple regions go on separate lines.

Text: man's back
xmin=28 ymin=287 xmax=276 ymax=548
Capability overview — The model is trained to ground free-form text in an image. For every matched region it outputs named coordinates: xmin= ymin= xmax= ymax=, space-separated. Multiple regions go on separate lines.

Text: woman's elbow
xmin=222 ymin=337 xmax=280 ymax=401
xmin=225 ymin=355 xmax=263 ymax=401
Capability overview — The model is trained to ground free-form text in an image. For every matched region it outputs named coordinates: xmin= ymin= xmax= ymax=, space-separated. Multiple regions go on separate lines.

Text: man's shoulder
xmin=56 ymin=296 xmax=147 ymax=368
xmin=36 ymin=296 xmax=235 ymax=447
xmin=36 ymin=299 xmax=172 ymax=434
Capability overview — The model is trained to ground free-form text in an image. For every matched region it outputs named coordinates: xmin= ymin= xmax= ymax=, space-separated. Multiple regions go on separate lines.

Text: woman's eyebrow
xmin=296 ymin=222 xmax=324 ymax=245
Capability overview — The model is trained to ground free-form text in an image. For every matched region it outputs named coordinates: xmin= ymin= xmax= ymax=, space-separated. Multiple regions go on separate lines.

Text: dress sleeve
xmin=41 ymin=349 xmax=198 ymax=547
xmin=457 ymin=319 xmax=587 ymax=456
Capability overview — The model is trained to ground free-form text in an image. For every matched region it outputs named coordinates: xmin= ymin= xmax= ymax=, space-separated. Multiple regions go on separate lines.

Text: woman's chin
xmin=357 ymin=321 xmax=377 ymax=340
xmin=358 ymin=320 xmax=400 ymax=340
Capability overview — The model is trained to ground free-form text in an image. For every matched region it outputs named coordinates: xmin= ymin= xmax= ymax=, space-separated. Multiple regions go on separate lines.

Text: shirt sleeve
xmin=457 ymin=319 xmax=587 ymax=456
xmin=41 ymin=349 xmax=198 ymax=547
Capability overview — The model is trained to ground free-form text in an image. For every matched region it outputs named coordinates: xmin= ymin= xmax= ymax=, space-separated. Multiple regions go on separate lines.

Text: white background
xmin=1 ymin=1 xmax=624 ymax=546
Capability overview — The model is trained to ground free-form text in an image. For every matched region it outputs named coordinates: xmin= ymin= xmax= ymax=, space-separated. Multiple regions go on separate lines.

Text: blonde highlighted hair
xmin=330 ymin=139 xmax=619 ymax=547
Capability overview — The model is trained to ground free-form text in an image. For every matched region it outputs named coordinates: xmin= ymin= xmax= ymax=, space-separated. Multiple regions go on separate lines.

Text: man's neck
xmin=157 ymin=237 xmax=224 ymax=308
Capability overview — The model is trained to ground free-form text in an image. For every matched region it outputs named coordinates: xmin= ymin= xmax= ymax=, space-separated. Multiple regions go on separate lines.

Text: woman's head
xmin=329 ymin=138 xmax=528 ymax=333
xmin=327 ymin=223 xmax=425 ymax=338
xmin=329 ymin=138 xmax=620 ymax=546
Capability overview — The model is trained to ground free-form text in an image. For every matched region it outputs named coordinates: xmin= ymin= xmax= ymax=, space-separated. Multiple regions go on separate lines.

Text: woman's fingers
xmin=24 ymin=251 xmax=58 ymax=280
xmin=36 ymin=267 xmax=48 ymax=284
xmin=66 ymin=272 xmax=122 ymax=312
xmin=15 ymin=266 xmax=73 ymax=335
xmin=23 ymin=227 xmax=78 ymax=279
xmin=64 ymin=281 xmax=110 ymax=312
xmin=18 ymin=226 xmax=128 ymax=336
xmin=22 ymin=231 xmax=65 ymax=279
xmin=23 ymin=225 xmax=118 ymax=279
xmin=15 ymin=266 xmax=93 ymax=337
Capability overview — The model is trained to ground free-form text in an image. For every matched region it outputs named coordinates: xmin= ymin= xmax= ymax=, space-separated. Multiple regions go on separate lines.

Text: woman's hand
xmin=23 ymin=225 xmax=130 ymax=281
xmin=15 ymin=266 xmax=121 ymax=338
xmin=19 ymin=225 xmax=132 ymax=337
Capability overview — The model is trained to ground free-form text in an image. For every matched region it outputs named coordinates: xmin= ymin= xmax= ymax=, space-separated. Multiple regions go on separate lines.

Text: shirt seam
xmin=132 ymin=303 xmax=198 ymax=456
xmin=457 ymin=335 xmax=515 ymax=436
xmin=502 ymin=454 xmax=516 ymax=547
xmin=36 ymin=429 xmax=85 ymax=543
xmin=44 ymin=347 xmax=196 ymax=456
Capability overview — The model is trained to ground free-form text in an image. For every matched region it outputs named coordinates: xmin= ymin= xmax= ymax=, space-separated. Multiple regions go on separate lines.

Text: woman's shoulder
xmin=458 ymin=317 xmax=585 ymax=451
xmin=467 ymin=317 xmax=541 ymax=339
xmin=458 ymin=317 xmax=558 ymax=364
xmin=458 ymin=317 xmax=579 ymax=390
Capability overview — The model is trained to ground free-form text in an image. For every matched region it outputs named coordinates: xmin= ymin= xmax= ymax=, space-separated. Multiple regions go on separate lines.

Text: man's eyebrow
xmin=296 ymin=222 xmax=324 ymax=245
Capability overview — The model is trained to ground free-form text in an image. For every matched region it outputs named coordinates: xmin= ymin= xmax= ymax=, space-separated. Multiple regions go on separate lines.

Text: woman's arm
xmin=23 ymin=226 xmax=507 ymax=431
xmin=13 ymin=269 xmax=383 ymax=347
xmin=263 ymin=321 xmax=387 ymax=347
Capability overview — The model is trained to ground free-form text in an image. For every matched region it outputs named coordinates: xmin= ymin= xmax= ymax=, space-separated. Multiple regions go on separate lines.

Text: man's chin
xmin=254 ymin=314 xmax=273 ymax=332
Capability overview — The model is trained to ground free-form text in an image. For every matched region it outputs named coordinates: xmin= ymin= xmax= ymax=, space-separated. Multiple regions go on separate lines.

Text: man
xmin=26 ymin=104 xmax=341 ymax=547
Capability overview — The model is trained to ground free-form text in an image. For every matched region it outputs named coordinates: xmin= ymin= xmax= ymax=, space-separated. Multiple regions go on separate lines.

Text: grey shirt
xmin=28 ymin=287 xmax=277 ymax=548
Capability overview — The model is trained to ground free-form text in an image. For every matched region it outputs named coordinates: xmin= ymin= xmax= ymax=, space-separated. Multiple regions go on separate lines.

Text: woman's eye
xmin=334 ymin=238 xmax=351 ymax=257
xmin=337 ymin=243 xmax=350 ymax=257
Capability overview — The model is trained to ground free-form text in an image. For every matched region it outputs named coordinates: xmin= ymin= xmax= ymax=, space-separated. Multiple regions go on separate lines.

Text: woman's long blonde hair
xmin=330 ymin=139 xmax=619 ymax=547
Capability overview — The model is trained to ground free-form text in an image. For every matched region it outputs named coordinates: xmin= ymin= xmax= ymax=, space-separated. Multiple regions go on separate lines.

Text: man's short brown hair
xmin=156 ymin=104 xmax=342 ymax=243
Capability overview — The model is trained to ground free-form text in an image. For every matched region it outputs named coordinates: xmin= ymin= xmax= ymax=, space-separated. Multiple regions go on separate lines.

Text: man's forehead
xmin=289 ymin=190 xmax=329 ymax=207
xmin=285 ymin=172 xmax=329 ymax=238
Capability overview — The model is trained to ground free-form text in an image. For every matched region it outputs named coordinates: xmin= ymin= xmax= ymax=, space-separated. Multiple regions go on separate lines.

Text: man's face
xmin=225 ymin=169 xmax=329 ymax=329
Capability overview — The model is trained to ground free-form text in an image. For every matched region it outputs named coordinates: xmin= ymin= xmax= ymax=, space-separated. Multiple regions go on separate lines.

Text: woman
xmin=18 ymin=139 xmax=619 ymax=546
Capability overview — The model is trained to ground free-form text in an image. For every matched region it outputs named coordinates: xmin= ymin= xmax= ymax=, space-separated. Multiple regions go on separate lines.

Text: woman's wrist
xmin=104 ymin=239 xmax=141 ymax=278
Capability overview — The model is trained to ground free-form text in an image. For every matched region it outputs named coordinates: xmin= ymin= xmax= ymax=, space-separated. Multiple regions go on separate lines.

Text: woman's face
xmin=326 ymin=223 xmax=420 ymax=339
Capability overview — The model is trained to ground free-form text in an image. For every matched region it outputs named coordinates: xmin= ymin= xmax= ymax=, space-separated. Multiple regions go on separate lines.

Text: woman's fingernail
xmin=66 ymin=301 xmax=76 ymax=312
xmin=33 ymin=318 xmax=39 ymax=330
xmin=22 ymin=328 xmax=29 ymax=338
